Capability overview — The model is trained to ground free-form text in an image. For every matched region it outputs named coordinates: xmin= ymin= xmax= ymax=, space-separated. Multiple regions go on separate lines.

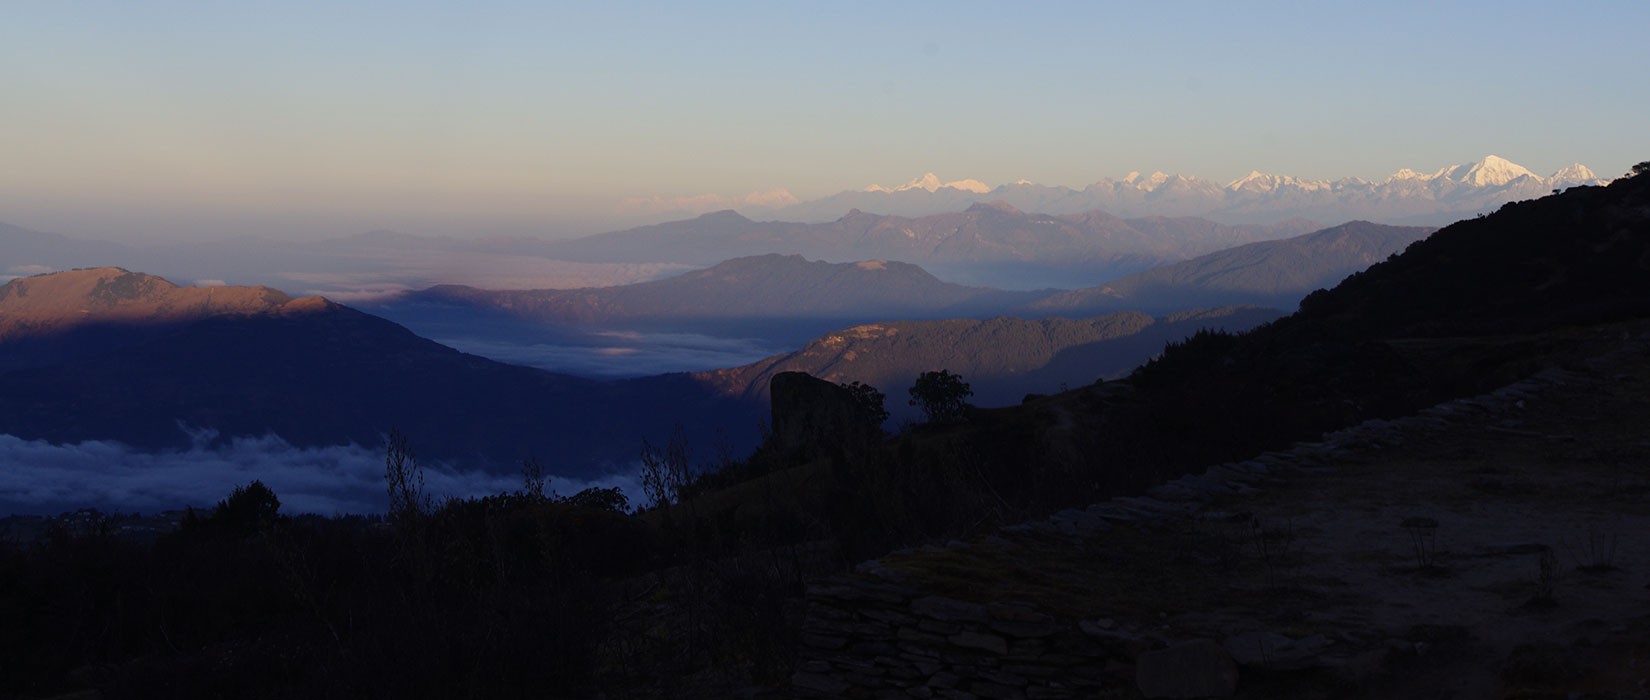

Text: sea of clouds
xmin=0 ymin=431 xmax=643 ymax=516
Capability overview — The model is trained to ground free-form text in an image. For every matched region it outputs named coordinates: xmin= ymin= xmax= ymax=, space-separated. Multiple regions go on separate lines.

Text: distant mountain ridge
xmin=1028 ymin=221 xmax=1436 ymax=314
xmin=400 ymin=253 xmax=1049 ymax=326
xmin=545 ymin=206 xmax=1320 ymax=287
xmin=765 ymin=155 xmax=1606 ymax=226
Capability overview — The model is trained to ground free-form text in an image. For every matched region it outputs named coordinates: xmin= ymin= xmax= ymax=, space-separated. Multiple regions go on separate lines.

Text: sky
xmin=3 ymin=0 xmax=1647 ymax=242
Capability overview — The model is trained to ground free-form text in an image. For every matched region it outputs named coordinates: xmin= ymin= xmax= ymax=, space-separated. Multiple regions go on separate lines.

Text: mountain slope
xmin=1028 ymin=221 xmax=1434 ymax=314
xmin=694 ymin=307 xmax=1284 ymax=416
xmin=0 ymin=268 xmax=301 ymax=339
xmin=0 ymin=270 xmax=761 ymax=474
xmin=0 ymin=268 xmax=315 ymax=372
xmin=1040 ymin=170 xmax=1650 ymax=502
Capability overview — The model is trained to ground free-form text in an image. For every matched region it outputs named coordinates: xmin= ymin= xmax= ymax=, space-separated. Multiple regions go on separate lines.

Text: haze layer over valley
xmin=0 ymin=206 xmax=1440 ymax=513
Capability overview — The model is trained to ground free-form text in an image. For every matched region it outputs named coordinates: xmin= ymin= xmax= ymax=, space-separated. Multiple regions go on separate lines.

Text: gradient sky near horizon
xmin=4 ymin=1 xmax=1647 ymax=242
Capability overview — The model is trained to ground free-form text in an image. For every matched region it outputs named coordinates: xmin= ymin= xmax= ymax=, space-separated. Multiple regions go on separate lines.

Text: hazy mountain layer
xmin=694 ymin=307 xmax=1284 ymax=416
xmin=544 ymin=206 xmax=1318 ymax=287
xmin=375 ymin=226 xmax=1420 ymax=382
xmin=400 ymin=253 xmax=1050 ymax=327
xmin=0 ymin=223 xmax=137 ymax=279
xmin=1028 ymin=221 xmax=1435 ymax=315
xmin=0 ymin=224 xmax=686 ymax=300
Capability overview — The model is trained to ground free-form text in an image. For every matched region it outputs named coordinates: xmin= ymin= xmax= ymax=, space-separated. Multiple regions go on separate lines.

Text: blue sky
xmin=3 ymin=1 xmax=1646 ymax=240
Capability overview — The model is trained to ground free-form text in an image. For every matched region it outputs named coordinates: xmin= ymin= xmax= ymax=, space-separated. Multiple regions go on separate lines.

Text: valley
xmin=0 ymin=209 xmax=1433 ymax=515
xmin=6 ymin=5 xmax=1645 ymax=697
xmin=3 ymin=159 xmax=1645 ymax=700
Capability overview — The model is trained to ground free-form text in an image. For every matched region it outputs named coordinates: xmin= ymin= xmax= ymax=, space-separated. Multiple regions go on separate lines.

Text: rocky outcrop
xmin=768 ymin=371 xmax=879 ymax=462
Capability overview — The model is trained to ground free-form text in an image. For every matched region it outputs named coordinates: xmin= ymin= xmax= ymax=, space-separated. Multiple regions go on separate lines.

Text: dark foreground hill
xmin=0 ymin=268 xmax=760 ymax=473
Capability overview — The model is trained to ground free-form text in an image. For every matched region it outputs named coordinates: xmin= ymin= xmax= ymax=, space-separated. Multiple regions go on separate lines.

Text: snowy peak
xmin=1382 ymin=156 xmax=1546 ymax=187
xmin=1123 ymin=171 xmax=1173 ymax=191
xmin=1385 ymin=168 xmax=1444 ymax=183
xmin=943 ymin=178 xmax=993 ymax=194
xmin=904 ymin=173 xmax=946 ymax=192
xmin=1550 ymin=163 xmax=1601 ymax=184
xmin=864 ymin=173 xmax=993 ymax=194
xmin=1452 ymin=155 xmax=1537 ymax=187
xmin=1226 ymin=171 xmax=1332 ymax=193
xmin=1228 ymin=171 xmax=1272 ymax=190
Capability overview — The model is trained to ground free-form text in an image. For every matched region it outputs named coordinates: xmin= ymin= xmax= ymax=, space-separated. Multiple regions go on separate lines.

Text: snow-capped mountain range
xmin=864 ymin=173 xmax=993 ymax=194
xmin=769 ymin=156 xmax=1607 ymax=226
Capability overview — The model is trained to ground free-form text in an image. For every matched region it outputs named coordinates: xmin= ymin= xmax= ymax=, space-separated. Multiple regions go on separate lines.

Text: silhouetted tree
xmin=565 ymin=486 xmax=631 ymax=514
xmin=907 ymin=370 xmax=973 ymax=423
xmin=384 ymin=428 xmax=429 ymax=524
xmin=211 ymin=480 xmax=281 ymax=535
xmin=839 ymin=380 xmax=890 ymax=431
xmin=519 ymin=455 xmax=550 ymax=501
xmin=639 ymin=425 xmax=692 ymax=511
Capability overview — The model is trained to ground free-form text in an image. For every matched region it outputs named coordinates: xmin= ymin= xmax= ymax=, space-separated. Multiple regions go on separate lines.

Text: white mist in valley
xmin=0 ymin=432 xmax=644 ymax=516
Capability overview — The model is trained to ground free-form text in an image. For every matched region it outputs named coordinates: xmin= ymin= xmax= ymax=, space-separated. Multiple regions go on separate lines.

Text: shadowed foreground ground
xmin=798 ymin=322 xmax=1650 ymax=699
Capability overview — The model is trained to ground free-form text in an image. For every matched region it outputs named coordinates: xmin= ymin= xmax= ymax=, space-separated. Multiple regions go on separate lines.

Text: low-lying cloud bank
xmin=0 ymin=432 xmax=643 ymax=516
xmin=435 ymin=330 xmax=781 ymax=378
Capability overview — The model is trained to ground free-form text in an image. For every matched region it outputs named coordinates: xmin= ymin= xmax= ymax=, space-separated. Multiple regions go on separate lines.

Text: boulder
xmin=769 ymin=371 xmax=881 ymax=461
